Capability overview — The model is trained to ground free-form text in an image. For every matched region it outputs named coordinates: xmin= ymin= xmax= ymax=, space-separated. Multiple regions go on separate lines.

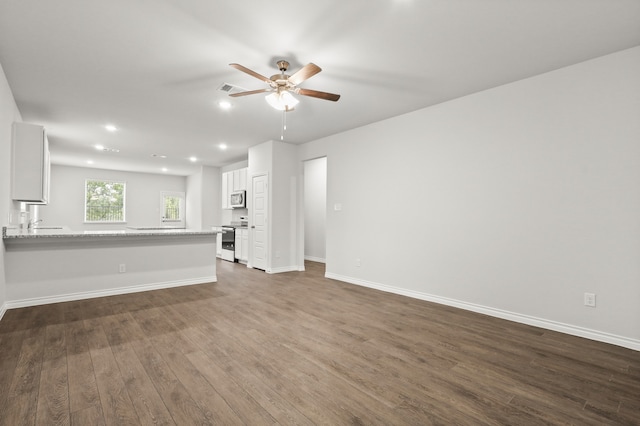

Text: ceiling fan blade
xmin=229 ymin=63 xmax=271 ymax=83
xmin=288 ymin=63 xmax=322 ymax=85
xmin=229 ymin=88 xmax=272 ymax=97
xmin=296 ymin=88 xmax=341 ymax=102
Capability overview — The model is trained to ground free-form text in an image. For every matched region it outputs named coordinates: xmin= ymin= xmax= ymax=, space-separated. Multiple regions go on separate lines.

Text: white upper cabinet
xmin=227 ymin=170 xmax=235 ymax=195
xmin=11 ymin=122 xmax=50 ymax=204
xmin=232 ymin=168 xmax=247 ymax=191
xmin=222 ymin=167 xmax=248 ymax=209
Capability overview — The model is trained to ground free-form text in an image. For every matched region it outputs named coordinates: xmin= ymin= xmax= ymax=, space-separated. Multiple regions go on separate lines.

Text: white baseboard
xmin=4 ymin=276 xmax=217 ymax=310
xmin=304 ymin=256 xmax=326 ymax=263
xmin=0 ymin=303 xmax=6 ymax=321
xmin=268 ymin=266 xmax=301 ymax=274
xmin=325 ymin=272 xmax=640 ymax=352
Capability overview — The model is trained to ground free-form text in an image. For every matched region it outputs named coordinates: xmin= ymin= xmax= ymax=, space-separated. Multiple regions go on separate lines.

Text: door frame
xmin=302 ymin=157 xmax=327 ymax=265
xmin=160 ymin=190 xmax=186 ymax=228
xmin=249 ymin=172 xmax=269 ymax=272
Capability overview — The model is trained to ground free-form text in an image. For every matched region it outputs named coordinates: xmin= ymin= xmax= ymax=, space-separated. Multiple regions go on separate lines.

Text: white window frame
xmin=84 ymin=179 xmax=127 ymax=223
xmin=160 ymin=191 xmax=185 ymax=227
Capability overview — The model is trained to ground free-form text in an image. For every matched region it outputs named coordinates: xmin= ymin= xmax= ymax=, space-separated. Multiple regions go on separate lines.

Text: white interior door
xmin=251 ymin=174 xmax=268 ymax=271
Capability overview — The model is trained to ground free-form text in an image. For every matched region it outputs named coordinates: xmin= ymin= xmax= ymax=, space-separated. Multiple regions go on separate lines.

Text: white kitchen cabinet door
xmin=235 ymin=231 xmax=241 ymax=259
xmin=241 ymin=228 xmax=249 ymax=261
xmin=233 ymin=228 xmax=249 ymax=262
xmin=239 ymin=168 xmax=247 ymax=191
xmin=216 ymin=235 xmax=222 ymax=258
xmin=226 ymin=172 xmax=234 ymax=204
xmin=231 ymin=168 xmax=248 ymax=191
xmin=232 ymin=170 xmax=239 ymax=191
xmin=232 ymin=169 xmax=241 ymax=191
xmin=11 ymin=122 xmax=50 ymax=204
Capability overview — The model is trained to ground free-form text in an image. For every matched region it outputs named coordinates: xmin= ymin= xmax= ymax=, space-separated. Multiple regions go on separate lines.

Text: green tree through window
xmin=161 ymin=192 xmax=184 ymax=224
xmin=85 ymin=179 xmax=126 ymax=222
xmin=163 ymin=195 xmax=180 ymax=220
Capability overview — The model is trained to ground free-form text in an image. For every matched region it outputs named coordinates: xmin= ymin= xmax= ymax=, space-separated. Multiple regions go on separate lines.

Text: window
xmin=85 ymin=179 xmax=126 ymax=222
xmin=161 ymin=191 xmax=185 ymax=226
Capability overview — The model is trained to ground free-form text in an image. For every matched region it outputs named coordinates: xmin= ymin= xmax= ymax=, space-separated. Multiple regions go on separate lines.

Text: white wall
xmin=39 ymin=165 xmax=187 ymax=230
xmin=186 ymin=169 xmax=203 ymax=229
xmin=200 ymin=166 xmax=220 ymax=230
xmin=248 ymin=140 xmax=300 ymax=272
xmin=221 ymin=159 xmax=249 ymax=173
xmin=271 ymin=141 xmax=298 ymax=271
xmin=248 ymin=141 xmax=272 ymax=179
xmin=298 ymin=46 xmax=640 ymax=349
xmin=186 ymin=165 xmax=221 ymax=230
xmin=304 ymin=157 xmax=327 ymax=262
xmin=0 ymin=62 xmax=23 ymax=318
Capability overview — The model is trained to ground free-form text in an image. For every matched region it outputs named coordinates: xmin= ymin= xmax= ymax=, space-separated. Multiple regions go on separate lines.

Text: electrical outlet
xmin=355 ymin=258 xmax=361 ymax=267
xmin=119 ymin=263 xmax=126 ymax=273
xmin=584 ymin=292 xmax=596 ymax=307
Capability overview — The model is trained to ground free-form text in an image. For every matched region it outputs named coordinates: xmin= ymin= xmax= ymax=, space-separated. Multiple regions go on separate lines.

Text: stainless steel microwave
xmin=229 ymin=190 xmax=246 ymax=208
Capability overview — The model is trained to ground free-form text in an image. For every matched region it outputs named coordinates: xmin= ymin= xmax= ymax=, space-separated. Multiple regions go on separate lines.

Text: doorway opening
xmin=303 ymin=157 xmax=327 ymax=272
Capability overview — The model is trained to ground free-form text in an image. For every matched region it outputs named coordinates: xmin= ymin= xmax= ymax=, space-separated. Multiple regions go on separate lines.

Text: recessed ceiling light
xmin=87 ymin=160 xmax=94 ymax=164
xmin=189 ymin=156 xmax=197 ymax=162
xmin=219 ymin=143 xmax=227 ymax=150
xmin=96 ymin=146 xmax=120 ymax=153
xmin=161 ymin=168 xmax=168 ymax=172
xmin=105 ymin=124 xmax=117 ymax=132
xmin=218 ymin=100 xmax=232 ymax=110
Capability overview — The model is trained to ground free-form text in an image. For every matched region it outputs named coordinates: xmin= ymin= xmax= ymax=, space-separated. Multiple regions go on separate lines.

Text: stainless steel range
xmin=219 ymin=226 xmax=235 ymax=262
xmin=219 ymin=217 xmax=248 ymax=262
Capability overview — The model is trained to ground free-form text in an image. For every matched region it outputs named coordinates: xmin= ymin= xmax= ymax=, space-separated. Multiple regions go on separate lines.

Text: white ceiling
xmin=1 ymin=0 xmax=639 ymax=176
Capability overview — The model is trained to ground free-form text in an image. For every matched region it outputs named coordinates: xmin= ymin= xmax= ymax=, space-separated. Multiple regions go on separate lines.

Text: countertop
xmin=2 ymin=226 xmax=221 ymax=240
xmin=217 ymin=224 xmax=249 ymax=229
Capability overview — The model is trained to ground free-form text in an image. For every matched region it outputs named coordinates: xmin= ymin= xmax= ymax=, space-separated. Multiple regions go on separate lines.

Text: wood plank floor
xmin=0 ymin=260 xmax=638 ymax=425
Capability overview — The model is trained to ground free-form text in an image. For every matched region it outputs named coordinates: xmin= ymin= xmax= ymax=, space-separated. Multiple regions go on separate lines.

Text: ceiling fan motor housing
xmin=270 ymin=75 xmax=291 ymax=86
xmin=276 ymin=60 xmax=290 ymax=72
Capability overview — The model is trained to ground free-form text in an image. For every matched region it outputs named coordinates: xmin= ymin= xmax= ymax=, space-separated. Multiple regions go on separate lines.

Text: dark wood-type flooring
xmin=0 ymin=260 xmax=638 ymax=425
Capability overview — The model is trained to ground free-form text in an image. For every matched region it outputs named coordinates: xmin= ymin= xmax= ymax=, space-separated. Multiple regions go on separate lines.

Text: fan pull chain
xmin=280 ymin=109 xmax=290 ymax=141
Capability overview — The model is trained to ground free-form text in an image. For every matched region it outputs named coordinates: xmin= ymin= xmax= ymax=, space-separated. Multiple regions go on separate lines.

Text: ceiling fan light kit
xmin=265 ymin=90 xmax=299 ymax=111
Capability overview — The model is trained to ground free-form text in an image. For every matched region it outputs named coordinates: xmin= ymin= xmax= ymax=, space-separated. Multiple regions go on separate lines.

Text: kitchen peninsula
xmin=2 ymin=226 xmax=220 ymax=309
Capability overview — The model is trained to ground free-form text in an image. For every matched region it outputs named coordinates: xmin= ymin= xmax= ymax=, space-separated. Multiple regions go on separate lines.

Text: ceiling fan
xmin=228 ymin=60 xmax=340 ymax=111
